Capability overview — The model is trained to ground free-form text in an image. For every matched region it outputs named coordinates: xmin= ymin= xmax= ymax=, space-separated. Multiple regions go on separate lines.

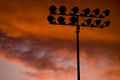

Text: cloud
xmin=0 ymin=30 xmax=120 ymax=80
xmin=0 ymin=30 xmax=76 ymax=70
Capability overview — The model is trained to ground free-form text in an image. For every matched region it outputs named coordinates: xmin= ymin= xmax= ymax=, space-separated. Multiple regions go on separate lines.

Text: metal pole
xmin=76 ymin=15 xmax=80 ymax=80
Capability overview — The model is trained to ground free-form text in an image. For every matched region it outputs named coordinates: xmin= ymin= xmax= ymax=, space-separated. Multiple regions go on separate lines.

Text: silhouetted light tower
xmin=47 ymin=5 xmax=110 ymax=80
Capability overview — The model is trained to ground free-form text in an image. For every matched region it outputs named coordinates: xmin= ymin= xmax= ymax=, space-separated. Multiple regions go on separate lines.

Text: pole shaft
xmin=76 ymin=15 xmax=80 ymax=80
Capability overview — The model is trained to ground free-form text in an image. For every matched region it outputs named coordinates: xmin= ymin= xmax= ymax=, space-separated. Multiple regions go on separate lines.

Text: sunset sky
xmin=0 ymin=0 xmax=120 ymax=80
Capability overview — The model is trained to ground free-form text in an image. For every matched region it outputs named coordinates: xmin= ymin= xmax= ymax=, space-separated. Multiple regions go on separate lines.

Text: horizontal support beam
xmin=49 ymin=23 xmax=106 ymax=28
xmin=50 ymin=14 xmax=105 ymax=18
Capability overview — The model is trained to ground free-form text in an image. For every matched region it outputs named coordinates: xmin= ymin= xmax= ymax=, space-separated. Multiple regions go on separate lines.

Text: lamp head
xmin=69 ymin=16 xmax=77 ymax=25
xmin=80 ymin=8 xmax=90 ymax=16
xmin=99 ymin=9 xmax=110 ymax=18
xmin=100 ymin=20 xmax=110 ymax=28
xmin=85 ymin=19 xmax=92 ymax=25
xmin=49 ymin=5 xmax=57 ymax=14
xmin=95 ymin=19 xmax=101 ymax=26
xmin=89 ymin=8 xmax=100 ymax=17
xmin=93 ymin=8 xmax=100 ymax=15
xmin=104 ymin=9 xmax=110 ymax=16
xmin=47 ymin=15 xmax=56 ymax=24
xmin=104 ymin=20 xmax=110 ymax=27
xmin=59 ymin=6 xmax=66 ymax=15
xmin=57 ymin=16 xmax=66 ymax=24
xmin=70 ymin=7 xmax=79 ymax=15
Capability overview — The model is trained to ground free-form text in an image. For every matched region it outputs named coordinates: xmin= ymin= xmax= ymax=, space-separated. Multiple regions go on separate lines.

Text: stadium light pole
xmin=47 ymin=5 xmax=110 ymax=80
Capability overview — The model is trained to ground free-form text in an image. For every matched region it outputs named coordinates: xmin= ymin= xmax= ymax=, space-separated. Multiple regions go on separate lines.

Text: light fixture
xmin=57 ymin=16 xmax=66 ymax=24
xmin=59 ymin=6 xmax=66 ymax=15
xmin=94 ymin=8 xmax=100 ymax=15
xmin=93 ymin=19 xmax=101 ymax=26
xmin=89 ymin=8 xmax=100 ymax=17
xmin=49 ymin=5 xmax=57 ymax=14
xmin=70 ymin=7 xmax=79 ymax=15
xmin=47 ymin=15 xmax=56 ymax=24
xmin=90 ymin=19 xmax=99 ymax=27
xmin=69 ymin=16 xmax=77 ymax=25
xmin=84 ymin=18 xmax=92 ymax=25
xmin=103 ymin=20 xmax=111 ymax=27
xmin=81 ymin=19 xmax=92 ymax=27
xmin=99 ymin=9 xmax=110 ymax=18
xmin=104 ymin=9 xmax=110 ymax=16
xmin=80 ymin=8 xmax=90 ymax=16
xmin=100 ymin=20 xmax=110 ymax=28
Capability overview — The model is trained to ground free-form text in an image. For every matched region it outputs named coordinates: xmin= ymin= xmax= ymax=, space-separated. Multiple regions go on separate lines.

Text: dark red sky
xmin=0 ymin=0 xmax=120 ymax=80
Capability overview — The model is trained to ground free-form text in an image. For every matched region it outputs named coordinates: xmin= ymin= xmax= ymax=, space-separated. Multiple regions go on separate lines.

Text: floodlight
xmin=47 ymin=15 xmax=56 ymax=24
xmin=100 ymin=20 xmax=110 ymax=28
xmin=103 ymin=20 xmax=110 ymax=27
xmin=69 ymin=16 xmax=77 ymax=25
xmin=57 ymin=16 xmax=66 ymax=24
xmin=104 ymin=9 xmax=110 ymax=16
xmin=70 ymin=7 xmax=79 ymax=15
xmin=89 ymin=8 xmax=100 ymax=17
xmin=91 ymin=19 xmax=101 ymax=27
xmin=80 ymin=8 xmax=90 ymax=16
xmin=99 ymin=9 xmax=110 ymax=18
xmin=59 ymin=6 xmax=66 ymax=15
xmin=93 ymin=8 xmax=100 ymax=15
xmin=94 ymin=19 xmax=101 ymax=26
xmin=84 ymin=19 xmax=92 ymax=25
xmin=49 ymin=5 xmax=57 ymax=14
